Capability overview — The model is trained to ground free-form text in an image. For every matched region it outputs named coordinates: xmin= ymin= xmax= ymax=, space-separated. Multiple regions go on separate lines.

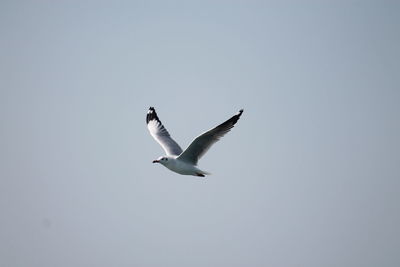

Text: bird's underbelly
xmin=165 ymin=161 xmax=199 ymax=175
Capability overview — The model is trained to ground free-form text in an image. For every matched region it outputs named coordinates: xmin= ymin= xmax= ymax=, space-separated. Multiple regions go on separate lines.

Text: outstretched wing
xmin=146 ymin=107 xmax=183 ymax=156
xmin=177 ymin=109 xmax=243 ymax=165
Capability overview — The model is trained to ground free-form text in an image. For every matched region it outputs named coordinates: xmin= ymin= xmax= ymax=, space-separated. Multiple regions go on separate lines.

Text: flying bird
xmin=146 ymin=107 xmax=243 ymax=177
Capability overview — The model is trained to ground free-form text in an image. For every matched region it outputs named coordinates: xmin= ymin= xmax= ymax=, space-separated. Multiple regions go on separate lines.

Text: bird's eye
xmin=165 ymin=158 xmax=168 ymax=161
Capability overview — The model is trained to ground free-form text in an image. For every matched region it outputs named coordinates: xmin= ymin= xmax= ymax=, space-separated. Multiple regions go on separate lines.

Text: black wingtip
xmin=224 ymin=109 xmax=243 ymax=127
xmin=146 ymin=107 xmax=159 ymax=124
xmin=235 ymin=109 xmax=243 ymax=119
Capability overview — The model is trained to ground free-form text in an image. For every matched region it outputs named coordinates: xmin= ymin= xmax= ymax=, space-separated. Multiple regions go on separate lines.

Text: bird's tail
xmin=198 ymin=169 xmax=211 ymax=177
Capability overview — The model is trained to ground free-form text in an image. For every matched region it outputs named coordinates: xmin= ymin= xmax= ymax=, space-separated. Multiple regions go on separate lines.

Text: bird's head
xmin=152 ymin=156 xmax=170 ymax=165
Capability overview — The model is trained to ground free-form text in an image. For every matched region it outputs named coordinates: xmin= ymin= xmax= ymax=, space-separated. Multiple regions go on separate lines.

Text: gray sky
xmin=1 ymin=1 xmax=399 ymax=266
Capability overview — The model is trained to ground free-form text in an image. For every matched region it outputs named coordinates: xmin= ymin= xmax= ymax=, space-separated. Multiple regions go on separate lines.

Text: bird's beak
xmin=152 ymin=160 xmax=159 ymax=163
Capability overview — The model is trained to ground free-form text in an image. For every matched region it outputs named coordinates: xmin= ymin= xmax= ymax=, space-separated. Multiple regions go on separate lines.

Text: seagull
xmin=146 ymin=107 xmax=243 ymax=177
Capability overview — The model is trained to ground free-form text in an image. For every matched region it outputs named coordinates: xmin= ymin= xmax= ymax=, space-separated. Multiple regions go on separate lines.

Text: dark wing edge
xmin=177 ymin=109 xmax=243 ymax=165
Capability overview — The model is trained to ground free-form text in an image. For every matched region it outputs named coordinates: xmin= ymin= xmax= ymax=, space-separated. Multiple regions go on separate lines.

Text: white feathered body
xmin=161 ymin=157 xmax=210 ymax=176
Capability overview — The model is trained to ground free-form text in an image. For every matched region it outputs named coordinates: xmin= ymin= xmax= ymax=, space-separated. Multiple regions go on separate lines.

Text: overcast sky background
xmin=1 ymin=1 xmax=399 ymax=266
